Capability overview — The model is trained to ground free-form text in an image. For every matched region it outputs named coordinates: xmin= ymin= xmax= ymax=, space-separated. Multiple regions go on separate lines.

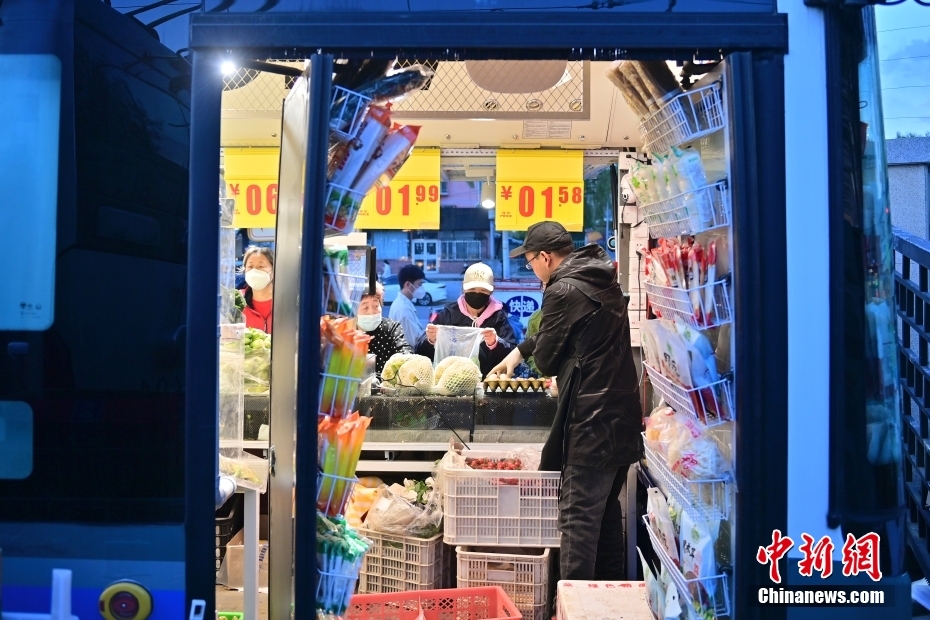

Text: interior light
xmin=481 ymin=181 xmax=496 ymax=209
xmin=221 ymin=61 xmax=236 ymax=75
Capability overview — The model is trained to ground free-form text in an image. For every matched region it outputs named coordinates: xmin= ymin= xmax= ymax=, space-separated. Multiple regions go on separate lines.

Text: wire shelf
xmin=317 ymin=471 xmax=358 ymax=518
xmin=324 ymin=182 xmax=366 ymax=236
xmin=641 ymin=434 xmax=729 ymax=522
xmin=641 ymin=515 xmax=730 ymax=618
xmin=319 ymin=367 xmax=364 ymax=419
xmin=643 ymin=362 xmax=732 ymax=427
xmin=641 ymin=180 xmax=730 ymax=239
xmin=639 ymin=82 xmax=725 ymax=156
xmin=644 ymin=279 xmax=731 ymax=329
xmin=330 ymin=86 xmax=372 ymax=141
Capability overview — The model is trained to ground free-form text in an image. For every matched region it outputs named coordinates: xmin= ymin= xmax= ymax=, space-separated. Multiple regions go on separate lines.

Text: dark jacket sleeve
xmin=414 ymin=307 xmax=448 ymax=359
xmin=479 ymin=310 xmax=516 ymax=370
xmin=516 ymin=282 xmax=579 ymax=378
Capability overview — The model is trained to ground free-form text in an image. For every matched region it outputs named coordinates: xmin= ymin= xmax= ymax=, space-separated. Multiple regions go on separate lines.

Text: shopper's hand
xmin=426 ymin=324 xmax=438 ymax=345
xmin=481 ymin=328 xmax=498 ymax=347
xmin=488 ymin=348 xmax=524 ymax=379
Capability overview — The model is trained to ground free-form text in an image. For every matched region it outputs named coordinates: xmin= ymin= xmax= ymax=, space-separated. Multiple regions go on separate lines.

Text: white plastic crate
xmin=357 ymin=528 xmax=447 ymax=593
xmin=440 ymin=451 xmax=561 ymax=547
xmin=457 ymin=546 xmax=550 ymax=620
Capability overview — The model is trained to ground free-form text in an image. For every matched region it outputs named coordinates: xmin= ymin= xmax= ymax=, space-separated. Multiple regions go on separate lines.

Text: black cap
xmin=509 ymin=221 xmax=574 ymax=258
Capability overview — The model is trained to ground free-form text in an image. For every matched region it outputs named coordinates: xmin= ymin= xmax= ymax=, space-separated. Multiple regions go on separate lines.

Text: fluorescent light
xmin=221 ymin=61 xmax=236 ymax=75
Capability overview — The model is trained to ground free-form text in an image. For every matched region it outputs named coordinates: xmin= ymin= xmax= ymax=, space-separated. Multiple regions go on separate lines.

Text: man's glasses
xmin=525 ymin=253 xmax=542 ymax=270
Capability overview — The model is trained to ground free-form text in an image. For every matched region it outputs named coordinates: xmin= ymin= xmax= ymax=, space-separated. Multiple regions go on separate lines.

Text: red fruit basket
xmin=344 ymin=586 xmax=523 ymax=620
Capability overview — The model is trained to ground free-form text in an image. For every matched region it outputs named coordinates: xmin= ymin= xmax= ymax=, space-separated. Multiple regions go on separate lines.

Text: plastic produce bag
xmin=434 ymin=325 xmax=483 ymax=367
xmin=365 ymin=481 xmax=443 ymax=539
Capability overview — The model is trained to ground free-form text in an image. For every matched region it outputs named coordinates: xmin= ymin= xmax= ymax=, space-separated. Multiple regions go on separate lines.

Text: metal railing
xmin=893 ymin=227 xmax=930 ymax=576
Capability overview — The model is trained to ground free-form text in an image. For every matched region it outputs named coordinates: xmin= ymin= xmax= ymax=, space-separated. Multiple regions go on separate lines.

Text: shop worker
xmin=389 ymin=264 xmax=426 ymax=349
xmin=489 ymin=221 xmax=642 ymax=582
xmin=417 ymin=262 xmax=516 ymax=379
xmin=357 ymin=282 xmax=412 ymax=379
xmin=239 ymin=245 xmax=275 ymax=334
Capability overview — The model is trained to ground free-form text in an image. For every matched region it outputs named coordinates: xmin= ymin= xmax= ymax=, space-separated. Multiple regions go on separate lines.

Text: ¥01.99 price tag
xmin=355 ymin=148 xmax=441 ymax=230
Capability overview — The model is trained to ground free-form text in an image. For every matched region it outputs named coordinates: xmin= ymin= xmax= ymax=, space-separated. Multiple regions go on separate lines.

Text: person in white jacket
xmin=388 ymin=264 xmax=426 ymax=348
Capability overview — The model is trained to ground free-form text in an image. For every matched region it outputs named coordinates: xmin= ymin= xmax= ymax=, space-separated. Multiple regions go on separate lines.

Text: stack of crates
xmin=357 ymin=528 xmax=450 ymax=593
xmin=439 ymin=450 xmax=561 ymax=620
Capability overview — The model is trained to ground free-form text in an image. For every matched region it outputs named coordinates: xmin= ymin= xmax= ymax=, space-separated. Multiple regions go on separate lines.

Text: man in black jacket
xmin=490 ymin=221 xmax=643 ymax=582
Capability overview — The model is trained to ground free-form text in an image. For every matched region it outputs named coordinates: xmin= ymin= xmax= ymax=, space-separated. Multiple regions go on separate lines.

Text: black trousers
xmin=558 ymin=463 xmax=630 ymax=581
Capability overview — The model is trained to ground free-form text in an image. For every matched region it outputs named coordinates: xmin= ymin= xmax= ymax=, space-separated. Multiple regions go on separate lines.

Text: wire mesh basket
xmin=317 ymin=471 xmax=359 ymax=518
xmin=643 ymin=362 xmax=732 ymax=427
xmin=641 ymin=180 xmax=730 ymax=239
xmin=330 ymin=86 xmax=372 ymax=141
xmin=322 ymin=245 xmax=370 ymax=317
xmin=644 ymin=278 xmax=731 ymax=329
xmin=639 ymin=82 xmax=725 ymax=156
xmin=641 ymin=434 xmax=729 ymax=522
xmin=641 ymin=515 xmax=730 ymax=618
xmin=324 ymin=182 xmax=367 ymax=236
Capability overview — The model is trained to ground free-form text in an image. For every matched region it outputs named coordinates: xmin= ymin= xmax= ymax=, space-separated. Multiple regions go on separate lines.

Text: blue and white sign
xmin=499 ymin=292 xmax=542 ymax=329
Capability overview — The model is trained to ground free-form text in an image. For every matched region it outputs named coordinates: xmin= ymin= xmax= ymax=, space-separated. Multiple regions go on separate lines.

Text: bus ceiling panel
xmin=189 ymin=12 xmax=789 ymax=57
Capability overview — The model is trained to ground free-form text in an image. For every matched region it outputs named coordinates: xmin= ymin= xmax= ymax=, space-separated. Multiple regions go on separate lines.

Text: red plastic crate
xmin=345 ymin=586 xmax=523 ymax=620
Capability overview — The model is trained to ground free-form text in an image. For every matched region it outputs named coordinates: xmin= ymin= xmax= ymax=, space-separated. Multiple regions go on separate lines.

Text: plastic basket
xmin=644 ymin=279 xmax=731 ymax=329
xmin=642 ymin=361 xmax=732 ymax=427
xmin=345 ymin=586 xmax=522 ymax=620
xmin=639 ymin=82 xmax=725 ymax=155
xmin=330 ymin=86 xmax=372 ymax=141
xmin=641 ymin=180 xmax=730 ymax=239
xmin=457 ymin=546 xmax=550 ymax=620
xmin=642 ymin=515 xmax=730 ymax=618
xmin=358 ymin=528 xmax=448 ymax=593
xmin=324 ymin=182 xmax=366 ymax=236
xmin=214 ymin=494 xmax=243 ymax=580
xmin=440 ymin=450 xmax=561 ymax=547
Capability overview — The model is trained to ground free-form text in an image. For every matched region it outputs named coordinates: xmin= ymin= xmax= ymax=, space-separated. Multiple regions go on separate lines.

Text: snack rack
xmin=324 ymin=86 xmax=372 ymax=235
xmin=643 ymin=279 xmax=732 ymax=330
xmin=642 ymin=362 xmax=733 ymax=428
xmin=640 ymin=179 xmax=731 ymax=239
xmin=638 ymin=82 xmax=725 ymax=156
xmin=641 ymin=437 xmax=730 ymax=523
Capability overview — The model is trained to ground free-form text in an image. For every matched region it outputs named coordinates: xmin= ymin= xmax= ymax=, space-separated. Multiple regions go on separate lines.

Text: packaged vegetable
xmin=355 ymin=64 xmax=435 ymax=106
xmin=653 ymin=154 xmax=671 ymax=201
xmin=679 ymin=511 xmax=720 ymax=601
xmin=364 ymin=479 xmax=443 ymax=539
xmin=647 ymin=487 xmax=680 ymax=566
xmin=606 ymin=61 xmax=651 ymax=119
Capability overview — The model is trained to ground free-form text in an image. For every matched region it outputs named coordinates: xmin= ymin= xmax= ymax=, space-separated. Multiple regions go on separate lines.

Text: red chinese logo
xmin=798 ymin=533 xmax=835 ymax=579
xmin=841 ymin=533 xmax=882 ymax=582
xmin=756 ymin=529 xmax=795 ymax=583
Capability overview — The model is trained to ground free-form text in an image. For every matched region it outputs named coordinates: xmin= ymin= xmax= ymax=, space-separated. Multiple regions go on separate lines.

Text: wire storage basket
xmin=644 ymin=278 xmax=732 ymax=329
xmin=641 ymin=434 xmax=729 ymax=522
xmin=643 ymin=362 xmax=732 ymax=427
xmin=642 ymin=515 xmax=730 ymax=618
xmin=641 ymin=180 xmax=730 ymax=239
xmin=324 ymin=182 xmax=367 ymax=236
xmin=317 ymin=471 xmax=358 ymax=517
xmin=639 ymin=82 xmax=725 ymax=156
xmin=322 ymin=245 xmax=370 ymax=318
xmin=330 ymin=86 xmax=372 ymax=141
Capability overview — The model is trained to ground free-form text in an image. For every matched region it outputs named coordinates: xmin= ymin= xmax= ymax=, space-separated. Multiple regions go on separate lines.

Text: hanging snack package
xmin=653 ymin=154 xmax=671 ymax=201
xmin=654 ymin=319 xmax=694 ymax=388
xmin=638 ymin=546 xmax=666 ymax=620
xmin=329 ymin=105 xmax=393 ymax=189
xmin=641 ymin=320 xmax=664 ymax=371
xmin=647 ymin=487 xmax=680 ymax=566
xmin=634 ymin=60 xmax=684 ymax=108
xmin=667 ymin=429 xmax=731 ymax=481
xmin=606 ymin=61 xmax=651 ymax=119
xmin=619 ymin=61 xmax=660 ymax=114
xmin=355 ymin=64 xmax=435 ymax=106
xmin=350 ymin=125 xmax=421 ymax=196
xmin=667 ymin=495 xmax=684 ymax=538
xmin=679 ymin=511 xmax=720 ymax=604
xmin=663 ymin=578 xmax=683 ymax=620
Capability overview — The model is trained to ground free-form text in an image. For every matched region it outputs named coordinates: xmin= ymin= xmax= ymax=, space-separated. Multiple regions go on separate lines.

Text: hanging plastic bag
xmin=433 ymin=325 xmax=483 ymax=367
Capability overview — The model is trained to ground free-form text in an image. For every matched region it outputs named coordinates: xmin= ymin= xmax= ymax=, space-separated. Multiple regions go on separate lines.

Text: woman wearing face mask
xmin=356 ymin=282 xmax=412 ymax=379
xmin=239 ymin=246 xmax=275 ymax=334
xmin=416 ymin=262 xmax=516 ymax=378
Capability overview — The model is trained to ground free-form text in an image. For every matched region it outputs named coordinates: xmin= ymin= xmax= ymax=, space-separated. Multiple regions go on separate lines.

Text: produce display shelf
xmin=641 ymin=516 xmax=730 ymax=618
xmin=639 ymin=82 xmax=725 ymax=156
xmin=644 ymin=279 xmax=732 ymax=329
xmin=642 ymin=362 xmax=732 ymax=428
xmin=640 ymin=180 xmax=730 ymax=239
xmin=641 ymin=434 xmax=730 ymax=522
xmin=440 ymin=450 xmax=561 ymax=547
xmin=456 ymin=546 xmax=550 ymax=620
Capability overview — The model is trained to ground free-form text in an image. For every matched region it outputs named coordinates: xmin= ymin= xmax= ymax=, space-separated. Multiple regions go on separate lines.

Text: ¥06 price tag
xmin=495 ymin=150 xmax=584 ymax=232
xmin=355 ymin=148 xmax=441 ymax=230
xmin=224 ymin=148 xmax=281 ymax=229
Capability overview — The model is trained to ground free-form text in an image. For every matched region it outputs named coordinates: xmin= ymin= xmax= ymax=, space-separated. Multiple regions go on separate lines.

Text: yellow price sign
xmin=224 ymin=148 xmax=280 ymax=229
xmin=355 ymin=148 xmax=441 ymax=230
xmin=495 ymin=150 xmax=584 ymax=232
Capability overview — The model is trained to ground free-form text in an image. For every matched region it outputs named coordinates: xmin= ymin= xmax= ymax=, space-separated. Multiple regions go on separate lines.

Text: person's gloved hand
xmin=487 ymin=348 xmax=524 ymax=379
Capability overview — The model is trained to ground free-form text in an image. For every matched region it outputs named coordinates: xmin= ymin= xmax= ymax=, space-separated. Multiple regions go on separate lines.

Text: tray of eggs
xmin=482 ymin=374 xmax=547 ymax=394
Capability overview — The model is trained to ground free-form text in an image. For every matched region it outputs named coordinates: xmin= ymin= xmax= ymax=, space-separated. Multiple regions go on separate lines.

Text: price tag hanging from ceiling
xmin=354 ymin=148 xmax=441 ymax=231
xmin=494 ymin=150 xmax=584 ymax=232
xmin=224 ymin=148 xmax=280 ymax=229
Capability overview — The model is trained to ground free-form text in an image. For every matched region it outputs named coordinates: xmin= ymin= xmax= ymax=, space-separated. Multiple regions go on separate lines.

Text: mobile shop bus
xmin=0 ymin=0 xmax=914 ymax=619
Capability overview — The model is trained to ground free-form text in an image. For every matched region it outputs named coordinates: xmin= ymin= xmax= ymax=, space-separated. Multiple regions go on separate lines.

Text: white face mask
xmin=412 ymin=284 xmax=426 ymax=300
xmin=245 ymin=269 xmax=272 ymax=291
xmin=356 ymin=313 xmax=382 ymax=332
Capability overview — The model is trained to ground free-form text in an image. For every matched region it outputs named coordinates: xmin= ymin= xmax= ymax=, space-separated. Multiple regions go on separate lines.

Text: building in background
xmin=887 ymin=137 xmax=930 ymax=240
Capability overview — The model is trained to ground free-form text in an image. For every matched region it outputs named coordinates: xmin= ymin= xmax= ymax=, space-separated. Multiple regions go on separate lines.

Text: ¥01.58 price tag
xmin=495 ymin=150 xmax=584 ymax=232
